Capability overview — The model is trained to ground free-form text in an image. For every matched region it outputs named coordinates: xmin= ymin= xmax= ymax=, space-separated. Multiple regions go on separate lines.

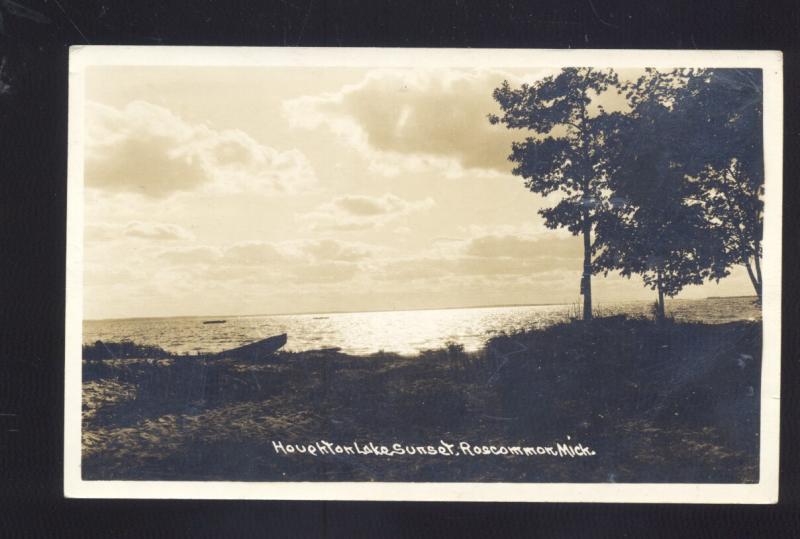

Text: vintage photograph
xmin=64 ymin=48 xmax=781 ymax=502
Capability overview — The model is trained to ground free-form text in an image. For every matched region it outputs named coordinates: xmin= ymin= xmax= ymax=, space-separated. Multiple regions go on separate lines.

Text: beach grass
xmin=81 ymin=315 xmax=761 ymax=483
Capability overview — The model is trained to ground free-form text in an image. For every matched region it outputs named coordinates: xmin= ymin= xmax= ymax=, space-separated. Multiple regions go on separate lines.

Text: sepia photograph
xmin=64 ymin=47 xmax=781 ymax=502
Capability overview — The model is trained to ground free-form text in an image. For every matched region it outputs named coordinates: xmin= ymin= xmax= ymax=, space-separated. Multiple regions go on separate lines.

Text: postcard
xmin=65 ymin=46 xmax=782 ymax=502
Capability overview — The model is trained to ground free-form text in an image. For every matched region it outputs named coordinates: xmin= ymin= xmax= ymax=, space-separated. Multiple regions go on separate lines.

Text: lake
xmin=83 ymin=296 xmax=760 ymax=356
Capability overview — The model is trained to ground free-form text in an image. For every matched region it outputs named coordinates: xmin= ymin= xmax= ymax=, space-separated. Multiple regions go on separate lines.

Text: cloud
xmin=85 ymin=223 xmax=119 ymax=242
xmin=157 ymin=246 xmax=221 ymax=266
xmin=222 ymin=241 xmax=286 ymax=266
xmin=84 ymin=265 xmax=137 ymax=287
xmin=298 ymin=239 xmax=371 ymax=262
xmin=86 ymin=226 xmax=603 ymax=318
xmin=380 ymin=234 xmax=582 ymax=282
xmin=152 ymin=238 xmax=375 ymax=288
xmin=464 ymin=234 xmax=581 ymax=260
xmin=123 ymin=221 xmax=195 ymax=241
xmin=304 ymin=193 xmax=434 ymax=231
xmin=85 ymin=221 xmax=195 ymax=242
xmin=284 ymin=69 xmax=535 ymax=176
xmin=457 ymin=222 xmax=572 ymax=240
xmin=86 ymin=100 xmax=316 ymax=198
xmin=334 ymin=194 xmax=410 ymax=216
xmin=290 ymin=262 xmax=360 ymax=284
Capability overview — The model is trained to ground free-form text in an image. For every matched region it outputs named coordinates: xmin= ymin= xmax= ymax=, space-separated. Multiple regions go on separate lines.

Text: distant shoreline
xmin=84 ymin=295 xmax=757 ymax=323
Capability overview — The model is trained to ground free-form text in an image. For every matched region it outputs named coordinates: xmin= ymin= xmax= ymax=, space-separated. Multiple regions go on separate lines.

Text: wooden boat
xmin=203 ymin=320 xmax=227 ymax=324
xmin=215 ymin=333 xmax=288 ymax=360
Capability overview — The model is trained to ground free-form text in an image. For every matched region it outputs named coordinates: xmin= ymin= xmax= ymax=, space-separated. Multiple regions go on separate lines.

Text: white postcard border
xmin=64 ymin=46 xmax=782 ymax=503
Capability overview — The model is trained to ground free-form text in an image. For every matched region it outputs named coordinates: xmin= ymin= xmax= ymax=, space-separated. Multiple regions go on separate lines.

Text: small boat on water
xmin=203 ymin=320 xmax=227 ymax=324
xmin=215 ymin=333 xmax=288 ymax=360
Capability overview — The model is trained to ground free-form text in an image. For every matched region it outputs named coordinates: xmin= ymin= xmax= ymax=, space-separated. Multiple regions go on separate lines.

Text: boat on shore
xmin=215 ymin=333 xmax=288 ymax=360
xmin=203 ymin=320 xmax=227 ymax=324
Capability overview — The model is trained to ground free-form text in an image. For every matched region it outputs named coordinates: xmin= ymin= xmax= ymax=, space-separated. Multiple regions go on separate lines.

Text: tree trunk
xmin=581 ymin=207 xmax=592 ymax=321
xmin=753 ymin=240 xmax=763 ymax=301
xmin=743 ymin=257 xmax=761 ymax=301
xmin=656 ymin=270 xmax=666 ymax=321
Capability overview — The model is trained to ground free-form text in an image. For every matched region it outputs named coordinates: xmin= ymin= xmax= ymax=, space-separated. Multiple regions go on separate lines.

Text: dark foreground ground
xmin=81 ymin=316 xmax=761 ymax=483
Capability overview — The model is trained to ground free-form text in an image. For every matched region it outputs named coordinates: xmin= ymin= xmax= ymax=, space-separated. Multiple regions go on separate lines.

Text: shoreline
xmin=81 ymin=296 xmax=762 ymax=357
xmin=81 ymin=315 xmax=762 ymax=483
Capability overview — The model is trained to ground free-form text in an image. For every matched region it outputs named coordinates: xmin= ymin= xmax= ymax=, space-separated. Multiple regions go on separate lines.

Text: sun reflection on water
xmin=83 ymin=297 xmax=760 ymax=356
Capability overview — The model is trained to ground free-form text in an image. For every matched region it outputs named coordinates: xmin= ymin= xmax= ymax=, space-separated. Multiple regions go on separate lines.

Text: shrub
xmin=83 ymin=340 xmax=173 ymax=360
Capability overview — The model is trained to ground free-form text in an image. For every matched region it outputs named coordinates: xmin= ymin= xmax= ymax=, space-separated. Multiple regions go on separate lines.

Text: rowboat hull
xmin=215 ymin=333 xmax=287 ymax=359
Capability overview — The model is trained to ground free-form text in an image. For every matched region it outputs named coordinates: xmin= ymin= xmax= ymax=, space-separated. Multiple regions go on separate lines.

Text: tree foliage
xmin=593 ymin=70 xmax=728 ymax=317
xmin=674 ymin=69 xmax=764 ymax=298
xmin=489 ymin=68 xmax=623 ymax=319
xmin=593 ymin=68 xmax=764 ymax=314
xmin=490 ymin=67 xmax=764 ymax=317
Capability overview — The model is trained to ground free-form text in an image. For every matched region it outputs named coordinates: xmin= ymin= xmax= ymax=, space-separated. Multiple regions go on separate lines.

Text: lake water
xmin=83 ymin=296 xmax=760 ymax=356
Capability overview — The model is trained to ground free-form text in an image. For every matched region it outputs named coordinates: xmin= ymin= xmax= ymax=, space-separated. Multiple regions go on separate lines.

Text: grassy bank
xmin=81 ymin=315 xmax=761 ymax=483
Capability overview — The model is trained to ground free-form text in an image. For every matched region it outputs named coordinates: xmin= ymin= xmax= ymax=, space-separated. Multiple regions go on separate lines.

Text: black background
xmin=0 ymin=0 xmax=798 ymax=537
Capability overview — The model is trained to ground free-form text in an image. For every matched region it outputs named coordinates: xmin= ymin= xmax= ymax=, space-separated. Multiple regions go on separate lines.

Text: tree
xmin=697 ymin=158 xmax=763 ymax=299
xmin=672 ymin=69 xmax=764 ymax=300
xmin=593 ymin=72 xmax=727 ymax=318
xmin=489 ymin=68 xmax=622 ymax=320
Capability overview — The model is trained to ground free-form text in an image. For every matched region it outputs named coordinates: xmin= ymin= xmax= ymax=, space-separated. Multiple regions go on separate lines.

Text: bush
xmin=83 ymin=340 xmax=173 ymax=360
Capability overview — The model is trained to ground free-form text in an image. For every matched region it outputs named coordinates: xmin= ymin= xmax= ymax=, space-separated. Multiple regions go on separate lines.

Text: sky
xmin=82 ymin=65 xmax=754 ymax=320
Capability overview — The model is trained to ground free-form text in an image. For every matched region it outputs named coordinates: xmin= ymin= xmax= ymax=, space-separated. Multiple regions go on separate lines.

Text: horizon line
xmin=83 ymin=294 xmax=757 ymax=323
